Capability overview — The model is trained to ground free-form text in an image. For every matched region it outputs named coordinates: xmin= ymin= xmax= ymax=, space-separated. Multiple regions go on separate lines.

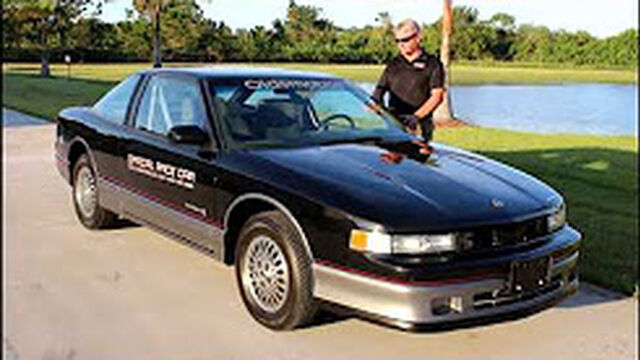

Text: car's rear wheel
xmin=235 ymin=210 xmax=317 ymax=330
xmin=72 ymin=154 xmax=117 ymax=229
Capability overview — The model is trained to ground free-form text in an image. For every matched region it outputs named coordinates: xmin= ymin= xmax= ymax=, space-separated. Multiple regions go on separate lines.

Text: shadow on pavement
xmin=304 ymin=308 xmax=352 ymax=329
xmin=103 ymin=218 xmax=139 ymax=230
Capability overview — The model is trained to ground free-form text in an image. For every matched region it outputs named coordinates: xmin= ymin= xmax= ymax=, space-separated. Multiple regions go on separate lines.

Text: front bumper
xmin=313 ymin=226 xmax=580 ymax=330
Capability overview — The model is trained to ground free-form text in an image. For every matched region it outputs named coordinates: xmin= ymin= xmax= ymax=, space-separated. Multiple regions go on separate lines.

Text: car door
xmin=84 ymin=74 xmax=143 ymax=213
xmin=123 ymin=73 xmax=224 ymax=258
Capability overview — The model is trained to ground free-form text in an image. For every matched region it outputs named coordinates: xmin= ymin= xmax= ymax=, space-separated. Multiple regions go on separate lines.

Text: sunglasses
xmin=395 ymin=32 xmax=418 ymax=43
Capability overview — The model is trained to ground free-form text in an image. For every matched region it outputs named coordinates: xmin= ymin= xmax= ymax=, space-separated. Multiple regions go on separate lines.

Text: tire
xmin=72 ymin=154 xmax=117 ymax=229
xmin=235 ymin=210 xmax=317 ymax=330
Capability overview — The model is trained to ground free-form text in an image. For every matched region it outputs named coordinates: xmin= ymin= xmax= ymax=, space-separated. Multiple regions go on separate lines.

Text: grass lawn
xmin=2 ymin=68 xmax=638 ymax=295
xmin=2 ymin=74 xmax=114 ymax=120
xmin=3 ymin=61 xmax=637 ymax=84
xmin=435 ymin=128 xmax=638 ymax=295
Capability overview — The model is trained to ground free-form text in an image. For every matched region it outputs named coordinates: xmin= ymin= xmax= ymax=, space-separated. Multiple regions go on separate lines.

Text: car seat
xmin=257 ymin=99 xmax=306 ymax=140
xmin=212 ymin=96 xmax=254 ymax=141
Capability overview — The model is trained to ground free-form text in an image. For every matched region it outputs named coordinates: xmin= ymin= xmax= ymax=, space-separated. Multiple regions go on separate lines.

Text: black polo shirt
xmin=372 ymin=51 xmax=444 ymax=119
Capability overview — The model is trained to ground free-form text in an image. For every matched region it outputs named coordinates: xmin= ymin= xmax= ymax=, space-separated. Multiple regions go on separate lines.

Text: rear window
xmin=93 ymin=74 xmax=141 ymax=125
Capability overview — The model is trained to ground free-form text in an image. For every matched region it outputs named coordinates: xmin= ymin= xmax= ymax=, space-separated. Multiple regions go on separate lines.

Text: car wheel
xmin=72 ymin=154 xmax=117 ymax=229
xmin=235 ymin=210 xmax=317 ymax=330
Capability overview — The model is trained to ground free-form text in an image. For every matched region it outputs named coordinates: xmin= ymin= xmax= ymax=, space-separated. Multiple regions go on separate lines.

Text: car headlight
xmin=547 ymin=202 xmax=566 ymax=232
xmin=349 ymin=229 xmax=458 ymax=254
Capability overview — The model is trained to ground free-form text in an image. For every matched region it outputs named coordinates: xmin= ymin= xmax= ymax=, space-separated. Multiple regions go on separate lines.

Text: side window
xmin=93 ymin=74 xmax=140 ymax=124
xmin=134 ymin=76 xmax=207 ymax=136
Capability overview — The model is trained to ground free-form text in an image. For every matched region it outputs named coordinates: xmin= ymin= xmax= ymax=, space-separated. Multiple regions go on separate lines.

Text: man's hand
xmin=412 ymin=139 xmax=434 ymax=154
xmin=399 ymin=114 xmax=419 ymax=132
xmin=364 ymin=100 xmax=384 ymax=115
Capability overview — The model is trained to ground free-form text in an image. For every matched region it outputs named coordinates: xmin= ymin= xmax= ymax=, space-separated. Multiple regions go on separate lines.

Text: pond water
xmin=358 ymin=83 xmax=637 ymax=137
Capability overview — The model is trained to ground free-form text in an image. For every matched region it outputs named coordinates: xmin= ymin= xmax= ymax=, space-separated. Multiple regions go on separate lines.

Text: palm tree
xmin=376 ymin=11 xmax=393 ymax=30
xmin=133 ymin=0 xmax=211 ymax=68
xmin=434 ymin=0 xmax=454 ymax=121
xmin=133 ymin=0 xmax=171 ymax=68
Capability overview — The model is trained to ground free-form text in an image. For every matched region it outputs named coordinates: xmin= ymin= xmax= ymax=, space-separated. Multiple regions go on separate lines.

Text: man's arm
xmin=414 ymin=88 xmax=444 ymax=118
xmin=372 ymin=66 xmax=390 ymax=105
xmin=414 ymin=58 xmax=445 ymax=119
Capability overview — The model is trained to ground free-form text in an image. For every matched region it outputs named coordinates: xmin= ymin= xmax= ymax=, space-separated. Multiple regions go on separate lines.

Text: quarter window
xmin=134 ymin=76 xmax=208 ymax=136
xmin=93 ymin=74 xmax=141 ymax=124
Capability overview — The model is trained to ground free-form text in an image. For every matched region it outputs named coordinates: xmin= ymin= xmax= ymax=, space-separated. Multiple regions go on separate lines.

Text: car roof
xmin=137 ymin=66 xmax=339 ymax=80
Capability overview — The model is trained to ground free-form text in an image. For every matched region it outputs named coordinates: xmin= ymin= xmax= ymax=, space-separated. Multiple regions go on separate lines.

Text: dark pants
xmin=419 ymin=117 xmax=434 ymax=142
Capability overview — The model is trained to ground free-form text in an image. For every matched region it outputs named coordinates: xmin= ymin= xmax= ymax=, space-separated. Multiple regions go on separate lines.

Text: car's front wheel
xmin=235 ymin=210 xmax=317 ymax=330
xmin=72 ymin=154 xmax=117 ymax=229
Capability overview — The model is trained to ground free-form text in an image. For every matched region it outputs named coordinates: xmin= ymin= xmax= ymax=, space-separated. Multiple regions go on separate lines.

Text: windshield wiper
xmin=318 ymin=136 xmax=387 ymax=146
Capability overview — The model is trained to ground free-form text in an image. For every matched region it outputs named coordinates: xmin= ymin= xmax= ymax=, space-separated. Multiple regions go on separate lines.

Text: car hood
xmin=236 ymin=141 xmax=561 ymax=232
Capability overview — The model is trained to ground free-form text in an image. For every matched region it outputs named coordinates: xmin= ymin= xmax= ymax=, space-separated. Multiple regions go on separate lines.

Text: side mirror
xmin=168 ymin=125 xmax=209 ymax=145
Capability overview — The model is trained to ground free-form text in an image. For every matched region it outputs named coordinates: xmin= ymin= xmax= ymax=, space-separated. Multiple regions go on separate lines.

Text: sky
xmin=100 ymin=0 xmax=638 ymax=39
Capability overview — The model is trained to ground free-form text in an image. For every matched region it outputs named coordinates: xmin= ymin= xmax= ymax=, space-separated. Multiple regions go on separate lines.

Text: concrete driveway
xmin=3 ymin=121 xmax=638 ymax=360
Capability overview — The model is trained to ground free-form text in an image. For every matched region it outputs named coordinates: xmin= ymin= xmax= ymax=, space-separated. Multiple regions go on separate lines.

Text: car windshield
xmin=208 ymin=78 xmax=412 ymax=149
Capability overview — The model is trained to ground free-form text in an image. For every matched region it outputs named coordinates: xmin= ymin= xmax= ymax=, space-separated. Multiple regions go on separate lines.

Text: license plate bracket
xmin=509 ymin=256 xmax=551 ymax=293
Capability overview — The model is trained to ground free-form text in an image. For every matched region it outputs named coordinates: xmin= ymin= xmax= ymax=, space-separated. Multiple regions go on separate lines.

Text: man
xmin=373 ymin=19 xmax=444 ymax=142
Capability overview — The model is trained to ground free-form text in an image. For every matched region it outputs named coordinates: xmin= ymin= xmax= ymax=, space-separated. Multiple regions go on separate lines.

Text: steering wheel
xmin=319 ymin=113 xmax=356 ymax=130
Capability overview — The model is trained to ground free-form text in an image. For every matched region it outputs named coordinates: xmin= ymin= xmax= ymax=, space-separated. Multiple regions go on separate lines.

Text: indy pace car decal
xmin=127 ymin=154 xmax=196 ymax=190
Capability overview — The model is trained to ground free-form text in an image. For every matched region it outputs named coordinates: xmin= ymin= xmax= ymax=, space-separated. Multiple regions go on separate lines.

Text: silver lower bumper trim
xmin=313 ymin=251 xmax=579 ymax=325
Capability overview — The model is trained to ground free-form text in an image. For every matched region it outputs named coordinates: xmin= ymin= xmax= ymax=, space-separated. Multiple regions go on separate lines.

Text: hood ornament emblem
xmin=491 ymin=198 xmax=505 ymax=209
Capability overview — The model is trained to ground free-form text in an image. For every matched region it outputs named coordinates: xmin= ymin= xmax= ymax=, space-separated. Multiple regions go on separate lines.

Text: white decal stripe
xmin=127 ymin=153 xmax=196 ymax=190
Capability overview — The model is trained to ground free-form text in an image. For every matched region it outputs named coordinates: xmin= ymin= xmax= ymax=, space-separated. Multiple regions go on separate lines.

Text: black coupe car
xmin=54 ymin=67 xmax=580 ymax=331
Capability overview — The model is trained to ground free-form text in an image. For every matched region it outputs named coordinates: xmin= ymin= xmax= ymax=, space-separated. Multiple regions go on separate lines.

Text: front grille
xmin=461 ymin=216 xmax=549 ymax=252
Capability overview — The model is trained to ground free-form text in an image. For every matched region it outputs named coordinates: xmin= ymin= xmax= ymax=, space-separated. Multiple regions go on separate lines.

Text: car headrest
xmin=180 ymin=97 xmax=195 ymax=124
xmin=213 ymin=97 xmax=252 ymax=138
xmin=257 ymin=99 xmax=304 ymax=128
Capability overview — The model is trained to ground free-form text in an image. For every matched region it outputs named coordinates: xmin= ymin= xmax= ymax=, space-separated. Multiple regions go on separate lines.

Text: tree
xmin=4 ymin=0 xmax=93 ymax=77
xmin=376 ymin=11 xmax=392 ymax=30
xmin=3 ymin=2 xmax=636 ymax=67
xmin=197 ymin=19 xmax=235 ymax=61
xmin=235 ymin=28 xmax=258 ymax=61
xmin=251 ymin=26 xmax=276 ymax=61
xmin=115 ymin=15 xmax=153 ymax=61
xmin=448 ymin=6 xmax=491 ymax=60
xmin=161 ymin=0 xmax=207 ymax=61
xmin=489 ymin=13 xmax=516 ymax=60
xmin=69 ymin=18 xmax=124 ymax=61
xmin=513 ymin=24 xmax=553 ymax=62
xmin=132 ymin=0 xmax=211 ymax=66
xmin=490 ymin=12 xmax=515 ymax=31
xmin=132 ymin=0 xmax=170 ymax=67
xmin=434 ymin=0 xmax=454 ymax=121
xmin=278 ymin=0 xmax=337 ymax=62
